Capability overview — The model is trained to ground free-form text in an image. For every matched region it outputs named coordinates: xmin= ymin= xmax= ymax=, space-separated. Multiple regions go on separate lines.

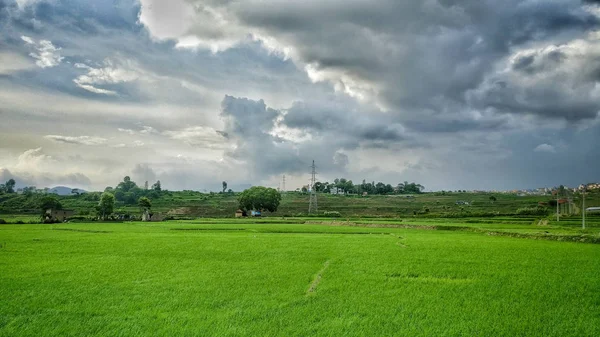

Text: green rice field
xmin=1 ymin=220 xmax=599 ymax=336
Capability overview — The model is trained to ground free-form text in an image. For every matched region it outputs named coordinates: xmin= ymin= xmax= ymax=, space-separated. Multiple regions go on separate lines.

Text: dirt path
xmin=307 ymin=260 xmax=330 ymax=295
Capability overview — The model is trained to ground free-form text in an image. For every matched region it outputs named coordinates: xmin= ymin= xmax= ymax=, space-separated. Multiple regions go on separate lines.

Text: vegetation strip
xmin=170 ymin=228 xmax=246 ymax=231
xmin=308 ymin=221 xmax=600 ymax=244
xmin=484 ymin=231 xmax=600 ymax=244
xmin=171 ymin=228 xmax=393 ymax=235
xmin=51 ymin=228 xmax=112 ymax=233
xmin=307 ymin=260 xmax=330 ymax=295
xmin=386 ymin=273 xmax=473 ymax=283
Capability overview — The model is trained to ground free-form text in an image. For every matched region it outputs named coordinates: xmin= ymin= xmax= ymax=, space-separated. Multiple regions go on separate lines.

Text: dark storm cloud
xmin=220 ymin=0 xmax=600 ymax=126
xmin=3 ymin=0 xmax=600 ymax=191
xmin=511 ymin=49 xmax=567 ymax=74
xmin=0 ymin=0 xmax=315 ymax=118
xmin=220 ymin=95 xmax=414 ymax=177
xmin=6 ymin=0 xmax=140 ymax=35
xmin=469 ymin=38 xmax=600 ymax=121
xmin=220 ymin=95 xmax=279 ymax=137
xmin=220 ymin=95 xmax=307 ymax=175
xmin=404 ymin=117 xmax=510 ymax=134
xmin=282 ymin=99 xmax=406 ymax=144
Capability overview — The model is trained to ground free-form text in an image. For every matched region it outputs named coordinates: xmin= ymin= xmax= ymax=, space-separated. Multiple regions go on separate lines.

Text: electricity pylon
xmin=308 ymin=160 xmax=318 ymax=214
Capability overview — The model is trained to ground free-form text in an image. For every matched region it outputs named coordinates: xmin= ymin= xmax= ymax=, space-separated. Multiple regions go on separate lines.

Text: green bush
xmin=69 ymin=216 xmax=90 ymax=221
xmin=516 ymin=206 xmax=549 ymax=216
xmin=323 ymin=211 xmax=342 ymax=217
xmin=0 ymin=219 xmax=6 ymax=224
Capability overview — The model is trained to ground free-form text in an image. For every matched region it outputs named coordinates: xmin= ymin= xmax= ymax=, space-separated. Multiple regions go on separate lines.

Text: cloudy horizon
xmin=1 ymin=0 xmax=600 ymax=192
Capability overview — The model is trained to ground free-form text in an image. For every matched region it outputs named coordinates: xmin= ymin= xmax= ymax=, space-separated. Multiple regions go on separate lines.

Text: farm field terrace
xmin=1 ymin=220 xmax=599 ymax=336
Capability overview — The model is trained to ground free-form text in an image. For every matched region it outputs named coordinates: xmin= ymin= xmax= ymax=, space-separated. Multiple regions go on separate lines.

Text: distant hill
xmin=49 ymin=186 xmax=86 ymax=196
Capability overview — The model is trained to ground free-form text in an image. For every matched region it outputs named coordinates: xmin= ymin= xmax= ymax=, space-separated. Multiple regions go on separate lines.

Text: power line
xmin=309 ymin=160 xmax=318 ymax=214
xmin=282 ymin=175 xmax=286 ymax=193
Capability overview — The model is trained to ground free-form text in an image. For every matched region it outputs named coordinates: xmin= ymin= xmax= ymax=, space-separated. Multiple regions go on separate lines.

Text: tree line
xmin=0 ymin=179 xmax=16 ymax=194
xmin=311 ymin=179 xmax=424 ymax=195
xmin=103 ymin=176 xmax=163 ymax=205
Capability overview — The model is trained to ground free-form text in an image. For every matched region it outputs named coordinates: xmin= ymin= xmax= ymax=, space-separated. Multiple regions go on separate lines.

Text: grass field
xmin=1 ymin=220 xmax=599 ymax=336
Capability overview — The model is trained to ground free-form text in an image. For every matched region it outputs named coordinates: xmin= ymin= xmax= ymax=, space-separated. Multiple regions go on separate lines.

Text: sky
xmin=1 ymin=0 xmax=600 ymax=192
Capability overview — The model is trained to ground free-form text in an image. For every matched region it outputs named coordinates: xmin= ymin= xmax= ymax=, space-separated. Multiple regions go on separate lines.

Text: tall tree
xmin=344 ymin=180 xmax=354 ymax=194
xmin=396 ymin=183 xmax=405 ymax=194
xmin=138 ymin=197 xmax=152 ymax=221
xmin=152 ymin=180 xmax=162 ymax=192
xmin=4 ymin=179 xmax=16 ymax=193
xmin=222 ymin=181 xmax=228 ymax=193
xmin=22 ymin=186 xmax=36 ymax=197
xmin=314 ymin=182 xmax=324 ymax=192
xmin=117 ymin=176 xmax=137 ymax=192
xmin=39 ymin=196 xmax=62 ymax=219
xmin=238 ymin=186 xmax=282 ymax=213
xmin=98 ymin=192 xmax=115 ymax=220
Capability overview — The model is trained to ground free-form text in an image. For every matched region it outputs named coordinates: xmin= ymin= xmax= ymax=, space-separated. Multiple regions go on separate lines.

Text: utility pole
xmin=308 ymin=160 xmax=318 ymax=214
xmin=556 ymin=189 xmax=560 ymax=222
xmin=582 ymin=186 xmax=586 ymax=230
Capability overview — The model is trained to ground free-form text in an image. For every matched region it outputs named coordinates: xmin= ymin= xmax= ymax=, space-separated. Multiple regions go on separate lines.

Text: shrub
xmin=0 ymin=219 xmax=6 ymax=224
xmin=15 ymin=220 xmax=24 ymax=224
xmin=516 ymin=206 xmax=549 ymax=216
xmin=323 ymin=211 xmax=341 ymax=217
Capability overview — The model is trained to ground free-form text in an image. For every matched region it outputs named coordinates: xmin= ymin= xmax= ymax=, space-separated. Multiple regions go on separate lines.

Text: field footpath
xmin=306 ymin=259 xmax=330 ymax=295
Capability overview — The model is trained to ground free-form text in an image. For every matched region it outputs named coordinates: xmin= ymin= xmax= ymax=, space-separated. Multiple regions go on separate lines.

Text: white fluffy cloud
xmin=21 ymin=36 xmax=64 ymax=68
xmin=73 ymin=58 xmax=141 ymax=95
xmin=3 ymin=148 xmax=92 ymax=188
xmin=534 ymin=144 xmax=557 ymax=153
xmin=138 ymin=0 xmax=247 ymax=52
xmin=15 ymin=147 xmax=54 ymax=170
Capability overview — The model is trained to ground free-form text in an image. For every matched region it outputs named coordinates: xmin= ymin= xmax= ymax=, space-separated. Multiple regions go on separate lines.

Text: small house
xmin=330 ymin=187 xmax=342 ymax=195
xmin=235 ymin=209 xmax=245 ymax=218
xmin=149 ymin=213 xmax=164 ymax=222
xmin=45 ymin=209 xmax=74 ymax=222
xmin=586 ymin=207 xmax=600 ymax=213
